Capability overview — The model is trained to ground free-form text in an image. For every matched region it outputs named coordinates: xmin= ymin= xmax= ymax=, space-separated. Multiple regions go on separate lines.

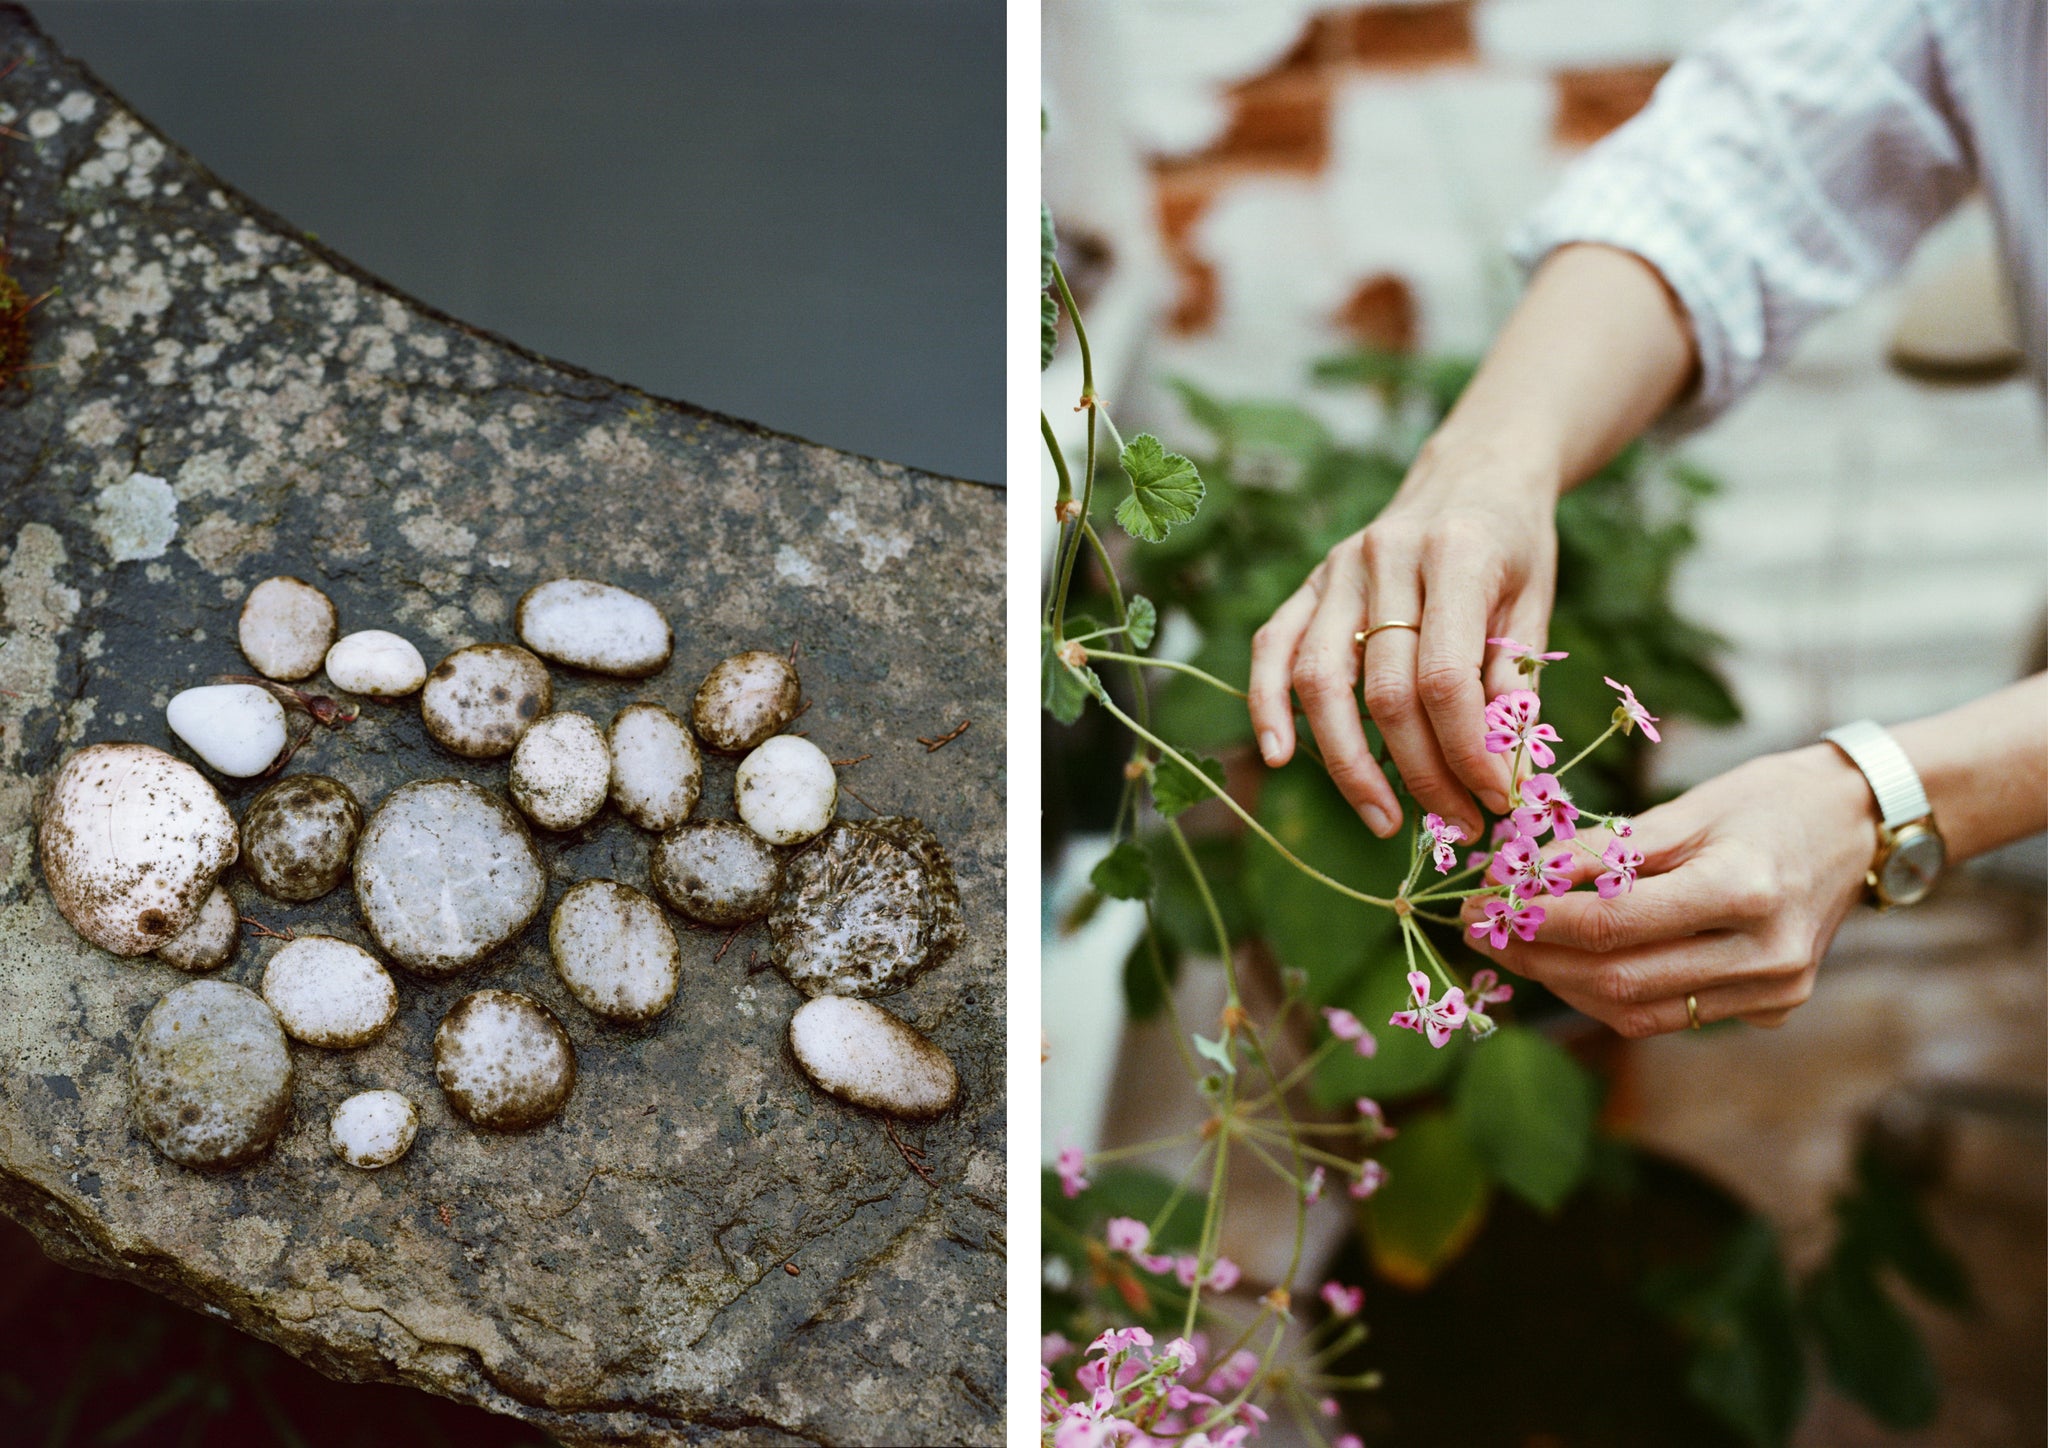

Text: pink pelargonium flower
xmin=1512 ymin=773 xmax=1579 ymax=839
xmin=1088 ymin=1325 xmax=1154 ymax=1358
xmin=1388 ymin=968 xmax=1470 ymax=1048
xmin=1320 ymin=1280 xmax=1365 ymax=1317
xmin=1487 ymin=636 xmax=1569 ymax=671
xmin=1174 ymin=1255 xmax=1241 ymax=1292
xmin=1468 ymin=968 xmax=1514 ymax=1006
xmin=1483 ymin=689 xmax=1562 ymax=768
xmin=1470 ymin=894 xmax=1546 ymax=951
xmin=1042 ymin=1332 xmax=1074 ymax=1365
xmin=1104 ymin=1216 xmax=1149 ymax=1256
xmin=1320 ymin=1396 xmax=1342 ymax=1417
xmin=1355 ymin=1097 xmax=1395 ymax=1139
xmin=1604 ymin=676 xmax=1661 ymax=742
xmin=1303 ymin=1165 xmax=1326 ymax=1204
xmin=1056 ymin=1146 xmax=1090 ymax=1198
xmin=1208 ymin=1349 xmax=1263 ymax=1394
xmin=1321 ymin=1005 xmax=1377 ymax=1058
xmin=1160 ymin=1337 xmax=1200 ymax=1375
xmin=1611 ymin=815 xmax=1635 ymax=838
xmin=1485 ymin=836 xmax=1574 ymax=898
xmin=1336 ymin=1436 xmax=1366 ymax=1448
xmin=1468 ymin=817 xmax=1523 ymax=871
xmin=1597 ymin=841 xmax=1646 ymax=899
xmin=1349 ymin=1159 xmax=1387 ymax=1200
xmin=1422 ymin=812 xmax=1464 ymax=874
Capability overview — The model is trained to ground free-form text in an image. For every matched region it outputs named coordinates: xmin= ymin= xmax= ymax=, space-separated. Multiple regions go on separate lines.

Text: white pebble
xmin=650 ymin=820 xmax=781 ymax=925
xmin=549 ymin=880 xmax=681 ymax=1023
xmin=734 ymin=735 xmax=837 ymax=845
xmin=607 ymin=703 xmax=702 ymax=832
xmin=261 ymin=936 xmax=398 ymax=1048
xmin=130 ymin=981 xmax=293 ymax=1170
xmin=508 ymin=712 xmax=610 ymax=830
xmin=238 ymin=576 xmax=336 ymax=682
xmin=329 ymin=1090 xmax=418 ymax=1169
xmin=166 ymin=683 xmax=288 ymax=777
xmin=692 ymin=650 xmax=801 ymax=753
xmin=434 ymin=990 xmax=576 ymax=1130
xmin=353 ymin=779 xmax=545 ymax=978
xmin=325 ymin=629 xmax=426 ymax=697
xmin=516 ymin=578 xmax=671 ymax=677
xmin=788 ymin=996 xmax=959 ymax=1119
xmin=155 ymin=884 xmax=239 ymax=972
xmin=419 ymin=644 xmax=551 ymax=758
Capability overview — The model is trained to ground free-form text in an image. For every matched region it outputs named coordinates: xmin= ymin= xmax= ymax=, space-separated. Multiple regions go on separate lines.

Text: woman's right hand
xmin=1245 ymin=431 xmax=1562 ymax=842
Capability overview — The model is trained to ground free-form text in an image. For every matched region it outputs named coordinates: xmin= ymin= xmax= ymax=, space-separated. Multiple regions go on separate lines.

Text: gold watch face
xmin=1877 ymin=823 xmax=1945 ymax=906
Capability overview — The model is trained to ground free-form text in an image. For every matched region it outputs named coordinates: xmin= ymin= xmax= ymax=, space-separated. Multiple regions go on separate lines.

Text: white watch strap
xmin=1823 ymin=720 xmax=1931 ymax=830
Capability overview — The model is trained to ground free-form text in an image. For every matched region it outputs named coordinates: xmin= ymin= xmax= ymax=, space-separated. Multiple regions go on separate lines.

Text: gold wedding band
xmin=1686 ymin=994 xmax=1701 ymax=1031
xmin=1353 ymin=621 xmax=1421 ymax=645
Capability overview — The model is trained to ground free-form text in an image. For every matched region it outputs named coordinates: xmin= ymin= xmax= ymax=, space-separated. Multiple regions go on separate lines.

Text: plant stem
xmin=1083 ymin=650 xmax=1248 ymax=699
xmin=1552 ymin=721 xmax=1620 ymax=781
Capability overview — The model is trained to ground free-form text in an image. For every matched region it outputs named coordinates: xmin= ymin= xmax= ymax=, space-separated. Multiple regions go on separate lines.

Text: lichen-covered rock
xmin=509 ymin=711 xmax=610 ymax=831
xmin=788 ymin=996 xmax=959 ymax=1119
xmin=165 ymin=683 xmax=288 ymax=777
xmin=769 ymin=818 xmax=963 ymax=998
xmin=329 ymin=1089 xmax=418 ymax=1169
xmin=734 ymin=735 xmax=836 ymax=845
xmin=260 ymin=935 xmax=398 ymax=1048
xmin=324 ymin=629 xmax=427 ymax=698
xmin=238 ymin=575 xmax=336 ymax=682
xmin=516 ymin=578 xmax=671 ymax=677
xmin=434 ymin=989 xmax=576 ymax=1130
xmin=606 ymin=702 xmax=701 ymax=832
xmin=154 ymin=883 xmax=239 ymax=972
xmin=353 ymin=779 xmax=545 ymax=977
xmin=549 ymin=879 xmax=680 ymax=1023
xmin=650 ymin=819 xmax=782 ymax=926
xmin=419 ymin=643 xmax=551 ymax=759
xmin=239 ymin=774 xmax=362 ymax=902
xmin=692 ymin=650 xmax=801 ymax=753
xmin=129 ymin=980 xmax=294 ymax=1170
xmin=38 ymin=743 xmax=240 ymax=956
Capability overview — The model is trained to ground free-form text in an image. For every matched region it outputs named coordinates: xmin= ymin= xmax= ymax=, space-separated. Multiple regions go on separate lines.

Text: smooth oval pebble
xmin=324 ymin=629 xmax=426 ymax=697
xmin=329 ymin=1089 xmax=418 ymax=1169
xmin=516 ymin=578 xmax=671 ymax=677
xmin=509 ymin=712 xmax=610 ymax=830
xmin=734 ymin=735 xmax=837 ymax=845
xmin=155 ymin=883 xmax=239 ymax=972
xmin=651 ymin=820 xmax=782 ymax=925
xmin=434 ymin=989 xmax=576 ymax=1130
xmin=353 ymin=779 xmax=546 ymax=978
xmin=130 ymin=979 xmax=293 ymax=1169
xmin=261 ymin=935 xmax=398 ymax=1048
xmin=166 ymin=683 xmax=288 ymax=777
xmin=419 ymin=643 xmax=551 ymax=759
xmin=40 ymin=742 xmax=239 ymax=956
xmin=549 ymin=879 xmax=680 ymax=1023
xmin=240 ymin=774 xmax=363 ymax=902
xmin=238 ymin=576 xmax=336 ymax=682
xmin=607 ymin=703 xmax=702 ymax=832
xmin=692 ymin=650 xmax=801 ymax=753
xmin=788 ymin=996 xmax=959 ymax=1120
xmin=769 ymin=818 xmax=964 ymax=998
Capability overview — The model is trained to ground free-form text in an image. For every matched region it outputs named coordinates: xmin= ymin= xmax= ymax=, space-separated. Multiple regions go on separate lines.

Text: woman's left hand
xmin=1462 ymin=744 xmax=1880 ymax=1036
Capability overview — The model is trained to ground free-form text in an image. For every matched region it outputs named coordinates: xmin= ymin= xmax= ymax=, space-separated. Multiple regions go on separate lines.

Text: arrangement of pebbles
xmin=38 ymin=572 xmax=967 ymax=1181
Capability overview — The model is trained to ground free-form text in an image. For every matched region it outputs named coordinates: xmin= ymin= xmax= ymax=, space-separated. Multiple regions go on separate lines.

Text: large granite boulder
xmin=0 ymin=8 xmax=1004 ymax=1443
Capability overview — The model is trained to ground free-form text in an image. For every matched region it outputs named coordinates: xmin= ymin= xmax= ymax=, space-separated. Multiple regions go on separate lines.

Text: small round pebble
xmin=434 ymin=990 xmax=576 ymax=1131
xmin=734 ymin=735 xmax=836 ymax=845
xmin=419 ymin=643 xmax=552 ymax=759
xmin=240 ymin=774 xmax=363 ymax=902
xmin=325 ymin=629 xmax=427 ymax=698
xmin=261 ymin=935 xmax=398 ymax=1048
xmin=166 ymin=683 xmax=288 ymax=777
xmin=692 ymin=650 xmax=801 ymax=753
xmin=788 ymin=996 xmax=959 ymax=1119
xmin=516 ymin=579 xmax=672 ymax=678
xmin=238 ymin=576 xmax=336 ymax=682
xmin=41 ymin=742 xmax=240 ymax=956
xmin=329 ymin=1089 xmax=419 ymax=1169
xmin=607 ymin=703 xmax=702 ymax=832
xmin=155 ymin=883 xmax=238 ymax=972
xmin=353 ymin=779 xmax=546 ymax=978
xmin=651 ymin=820 xmax=782 ymax=925
xmin=769 ymin=818 xmax=964 ymax=998
xmin=130 ymin=980 xmax=294 ymax=1169
xmin=549 ymin=880 xmax=681 ymax=1023
xmin=509 ymin=712 xmax=610 ymax=831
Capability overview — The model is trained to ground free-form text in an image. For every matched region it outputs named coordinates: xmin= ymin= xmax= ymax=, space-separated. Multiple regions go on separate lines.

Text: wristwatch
xmin=1822 ymin=720 xmax=1945 ymax=910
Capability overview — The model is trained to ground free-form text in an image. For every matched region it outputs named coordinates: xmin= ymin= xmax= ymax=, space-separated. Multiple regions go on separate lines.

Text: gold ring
xmin=1686 ymin=994 xmax=1701 ymax=1031
xmin=1352 ymin=621 xmax=1421 ymax=645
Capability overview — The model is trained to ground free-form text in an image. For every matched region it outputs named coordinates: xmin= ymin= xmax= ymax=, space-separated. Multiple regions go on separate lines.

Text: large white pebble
xmin=607 ymin=703 xmax=702 ymax=832
xmin=734 ymin=735 xmax=836 ymax=845
xmin=261 ymin=935 xmax=398 ymax=1048
xmin=516 ymin=579 xmax=672 ymax=678
xmin=130 ymin=980 xmax=293 ymax=1170
xmin=353 ymin=779 xmax=546 ymax=978
xmin=239 ymin=576 xmax=336 ymax=682
xmin=549 ymin=880 xmax=680 ymax=1023
xmin=155 ymin=884 xmax=239 ymax=972
xmin=329 ymin=1090 xmax=419 ymax=1169
xmin=40 ymin=743 xmax=239 ymax=956
xmin=325 ymin=629 xmax=426 ymax=697
xmin=788 ymin=996 xmax=959 ymax=1119
xmin=509 ymin=712 xmax=610 ymax=830
xmin=166 ymin=683 xmax=288 ymax=777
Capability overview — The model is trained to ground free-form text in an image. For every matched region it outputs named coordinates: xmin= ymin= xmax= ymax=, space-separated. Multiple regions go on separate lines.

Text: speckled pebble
xmin=238 ymin=576 xmax=336 ymax=682
xmin=549 ymin=879 xmax=680 ymax=1023
xmin=154 ymin=883 xmax=239 ymax=972
xmin=261 ymin=935 xmax=398 ymax=1048
xmin=788 ymin=996 xmax=958 ymax=1119
xmin=434 ymin=990 xmax=576 ymax=1131
xmin=734 ymin=735 xmax=836 ymax=845
xmin=419 ymin=643 xmax=551 ymax=759
xmin=166 ymin=683 xmax=289 ymax=778
xmin=650 ymin=819 xmax=782 ymax=926
xmin=509 ymin=712 xmax=610 ymax=831
xmin=516 ymin=579 xmax=671 ymax=678
xmin=130 ymin=980 xmax=294 ymax=1170
xmin=768 ymin=818 xmax=963 ymax=998
xmin=239 ymin=774 xmax=362 ymax=902
xmin=324 ymin=629 xmax=427 ymax=698
xmin=692 ymin=650 xmax=801 ymax=753
xmin=606 ymin=703 xmax=702 ymax=832
xmin=353 ymin=779 xmax=546 ymax=978
xmin=329 ymin=1090 xmax=418 ymax=1169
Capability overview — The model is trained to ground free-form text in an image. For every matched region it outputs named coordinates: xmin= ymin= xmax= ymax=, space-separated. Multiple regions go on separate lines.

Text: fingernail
xmin=1362 ymin=804 xmax=1394 ymax=836
xmin=1258 ymin=731 xmax=1281 ymax=765
xmin=1482 ymin=790 xmax=1510 ymax=816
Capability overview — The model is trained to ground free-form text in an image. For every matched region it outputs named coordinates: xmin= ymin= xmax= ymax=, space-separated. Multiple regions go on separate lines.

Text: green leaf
xmin=1114 ymin=434 xmax=1205 ymax=543
xmin=1310 ymin=953 xmax=1457 ymax=1105
xmin=1041 ymin=291 xmax=1059 ymax=372
xmin=1452 ymin=1026 xmax=1598 ymax=1212
xmin=1040 ymin=624 xmax=1093 ymax=725
xmin=1646 ymin=1218 xmax=1807 ymax=1448
xmin=1192 ymin=1032 xmax=1236 ymax=1076
xmin=1838 ymin=1145 xmax=1972 ymax=1311
xmin=1359 ymin=1110 xmax=1491 ymax=1287
xmin=1090 ymin=841 xmax=1153 ymax=901
xmin=1149 ymin=753 xmax=1225 ymax=820
xmin=1123 ymin=595 xmax=1157 ymax=650
xmin=1040 ymin=203 xmax=1057 ymax=289
xmin=1247 ymin=762 xmax=1405 ymax=1005
xmin=1802 ymin=1248 xmax=1940 ymax=1428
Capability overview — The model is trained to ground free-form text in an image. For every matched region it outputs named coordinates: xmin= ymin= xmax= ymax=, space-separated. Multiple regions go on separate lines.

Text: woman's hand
xmin=1464 ymin=745 xmax=1880 ymax=1036
xmin=1246 ymin=433 xmax=1561 ymax=841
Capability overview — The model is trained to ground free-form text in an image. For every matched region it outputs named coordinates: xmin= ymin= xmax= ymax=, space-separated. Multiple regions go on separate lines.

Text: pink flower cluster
xmin=1040 ymin=1325 xmax=1271 ymax=1448
xmin=1104 ymin=1219 xmax=1241 ymax=1292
